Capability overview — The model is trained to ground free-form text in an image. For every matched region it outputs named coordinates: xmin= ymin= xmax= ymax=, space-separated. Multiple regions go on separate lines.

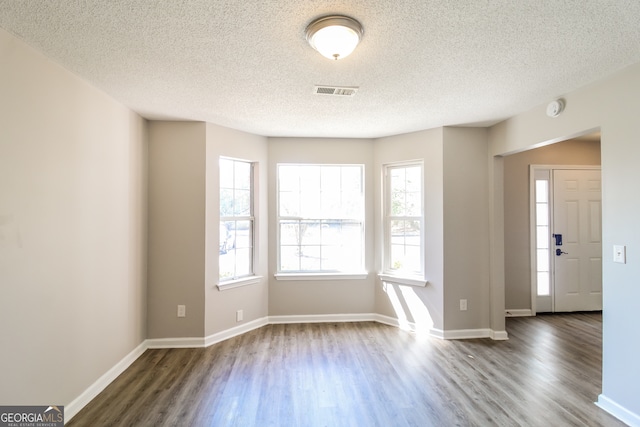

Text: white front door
xmin=552 ymin=169 xmax=602 ymax=312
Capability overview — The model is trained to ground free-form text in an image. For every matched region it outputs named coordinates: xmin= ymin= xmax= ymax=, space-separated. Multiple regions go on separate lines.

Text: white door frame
xmin=529 ymin=165 xmax=601 ymax=315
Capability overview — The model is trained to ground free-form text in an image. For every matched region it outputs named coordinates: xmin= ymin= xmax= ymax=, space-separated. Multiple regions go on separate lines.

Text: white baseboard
xmin=596 ymin=394 xmax=640 ymax=427
xmin=146 ymin=336 xmax=205 ymax=349
xmin=505 ymin=309 xmax=533 ymax=317
xmin=65 ymin=340 xmax=147 ymax=422
xmin=269 ymin=313 xmax=375 ymax=324
xmin=204 ymin=317 xmax=269 ymax=347
xmin=372 ymin=314 xmax=432 ymax=335
xmin=432 ymin=328 xmax=494 ymax=340
xmin=373 ymin=313 xmax=415 ymax=329
xmin=491 ymin=330 xmax=509 ymax=340
xmin=373 ymin=314 xmax=508 ymax=340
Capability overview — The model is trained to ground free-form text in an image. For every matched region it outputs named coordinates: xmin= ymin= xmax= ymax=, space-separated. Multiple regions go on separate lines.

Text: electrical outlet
xmin=460 ymin=299 xmax=468 ymax=311
xmin=613 ymin=245 xmax=626 ymax=264
xmin=236 ymin=309 xmax=243 ymax=322
xmin=177 ymin=305 xmax=186 ymax=318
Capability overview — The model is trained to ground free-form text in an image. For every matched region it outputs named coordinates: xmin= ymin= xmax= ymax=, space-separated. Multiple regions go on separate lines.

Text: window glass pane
xmin=235 ymin=248 xmax=252 ymax=276
xmin=234 ymin=221 xmax=251 ymax=249
xmin=405 ymin=166 xmax=421 ymax=192
xmin=300 ymin=221 xmax=322 ymax=245
xmin=277 ymin=164 xmax=364 ymax=273
xmin=535 ymin=180 xmax=548 ymax=202
xmin=405 ymin=221 xmax=421 ymax=245
xmin=390 ymin=244 xmax=406 ymax=270
xmin=537 ymin=272 xmax=550 ymax=296
xmin=341 ymin=166 xmax=362 ymax=192
xmin=300 ymin=189 xmax=321 ymax=218
xmin=299 ymin=166 xmax=321 ymax=194
xmin=219 ymin=262 xmax=233 ymax=280
xmin=343 ymin=249 xmax=362 ymax=269
xmin=280 ymin=221 xmax=300 ymax=245
xmin=300 ymin=246 xmax=321 ymax=270
xmin=279 ymin=192 xmax=299 ymax=217
xmin=406 ymin=192 xmax=421 ymax=216
xmin=219 ymin=158 xmax=254 ymax=281
xmin=321 ymin=166 xmax=341 ymax=190
xmin=321 ymin=246 xmax=341 ymax=270
xmin=391 ymin=191 xmax=405 ymax=216
xmin=220 ymin=189 xmax=234 ymax=216
xmin=220 ymin=221 xmax=232 ymax=253
xmin=234 ymin=189 xmax=251 ymax=216
xmin=536 ymin=226 xmax=549 ymax=249
xmin=340 ymin=221 xmax=362 ymax=241
xmin=536 ymin=204 xmax=549 ymax=226
xmin=385 ymin=163 xmax=423 ymax=276
xmin=321 ymin=221 xmax=341 ymax=245
xmin=321 ymin=190 xmax=338 ymax=218
xmin=342 ymin=190 xmax=363 ymax=218
xmin=234 ymin=161 xmax=251 ymax=190
xmin=535 ymin=177 xmax=551 ymax=296
xmin=278 ymin=165 xmax=299 ymax=191
xmin=537 ymin=249 xmax=549 ymax=271
xmin=280 ymin=246 xmax=300 ymax=271
xmin=219 ymin=158 xmax=234 ymax=189
xmin=404 ymin=245 xmax=421 ymax=273
xmin=390 ymin=168 xmax=405 ymax=193
xmin=391 ymin=220 xmax=406 ymax=245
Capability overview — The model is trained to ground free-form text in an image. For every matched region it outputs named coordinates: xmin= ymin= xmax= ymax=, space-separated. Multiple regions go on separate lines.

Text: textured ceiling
xmin=2 ymin=1 xmax=640 ymax=138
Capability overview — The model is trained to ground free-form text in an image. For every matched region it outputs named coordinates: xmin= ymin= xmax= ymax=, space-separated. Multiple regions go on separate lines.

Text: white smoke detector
xmin=546 ymin=99 xmax=565 ymax=118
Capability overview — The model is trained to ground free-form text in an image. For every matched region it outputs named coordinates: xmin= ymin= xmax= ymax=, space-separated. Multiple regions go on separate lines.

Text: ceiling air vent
xmin=313 ymin=86 xmax=358 ymax=96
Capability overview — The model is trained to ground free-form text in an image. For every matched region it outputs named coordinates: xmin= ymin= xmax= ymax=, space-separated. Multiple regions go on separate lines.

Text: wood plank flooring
xmin=67 ymin=313 xmax=625 ymax=426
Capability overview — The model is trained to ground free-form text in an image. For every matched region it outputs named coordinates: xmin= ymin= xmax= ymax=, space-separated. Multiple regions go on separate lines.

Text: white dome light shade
xmin=306 ymin=16 xmax=363 ymax=60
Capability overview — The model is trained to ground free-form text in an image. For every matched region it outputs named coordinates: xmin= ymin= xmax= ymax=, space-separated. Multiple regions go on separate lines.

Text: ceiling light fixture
xmin=305 ymin=15 xmax=363 ymax=61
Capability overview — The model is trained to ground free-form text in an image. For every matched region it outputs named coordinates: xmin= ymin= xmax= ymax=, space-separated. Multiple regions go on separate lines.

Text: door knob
xmin=556 ymin=249 xmax=568 ymax=256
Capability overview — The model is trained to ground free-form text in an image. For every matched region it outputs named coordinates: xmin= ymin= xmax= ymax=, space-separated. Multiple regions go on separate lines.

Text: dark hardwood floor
xmin=68 ymin=313 xmax=625 ymax=426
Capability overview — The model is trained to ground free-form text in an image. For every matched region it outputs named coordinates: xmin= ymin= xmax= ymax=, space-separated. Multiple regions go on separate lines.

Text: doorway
xmin=502 ymin=134 xmax=601 ymax=317
xmin=531 ymin=166 xmax=602 ymax=313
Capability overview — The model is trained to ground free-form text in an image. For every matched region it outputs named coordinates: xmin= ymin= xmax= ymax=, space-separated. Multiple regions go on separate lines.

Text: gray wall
xmin=490 ymin=63 xmax=640 ymax=420
xmin=442 ymin=127 xmax=490 ymax=331
xmin=373 ymin=127 xmax=491 ymax=334
xmin=147 ymin=122 xmax=269 ymax=339
xmin=267 ymin=138 xmax=376 ymax=316
xmin=0 ymin=28 xmax=147 ymax=406
xmin=148 ymin=122 xmax=206 ymax=338
xmin=374 ymin=128 xmax=445 ymax=331
xmin=503 ymin=139 xmax=601 ymax=311
xmin=205 ymin=123 xmax=269 ymax=336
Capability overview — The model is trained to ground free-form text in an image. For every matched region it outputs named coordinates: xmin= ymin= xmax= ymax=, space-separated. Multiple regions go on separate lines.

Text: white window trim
xmin=378 ymin=273 xmax=428 ymax=287
xmin=382 ymin=160 xmax=425 ymax=277
xmin=217 ymin=275 xmax=263 ymax=291
xmin=274 ymin=272 xmax=368 ymax=281
xmin=219 ymin=157 xmax=256 ymax=282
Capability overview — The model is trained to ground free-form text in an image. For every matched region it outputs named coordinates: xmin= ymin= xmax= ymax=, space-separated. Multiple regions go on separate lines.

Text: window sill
xmin=378 ymin=273 xmax=428 ymax=287
xmin=274 ymin=272 xmax=369 ymax=281
xmin=217 ymin=275 xmax=263 ymax=291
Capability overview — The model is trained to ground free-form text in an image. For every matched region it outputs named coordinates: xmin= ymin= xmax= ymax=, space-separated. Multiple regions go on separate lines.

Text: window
xmin=277 ymin=164 xmax=364 ymax=274
xmin=219 ymin=157 xmax=254 ymax=282
xmin=535 ymin=178 xmax=550 ymax=296
xmin=382 ymin=162 xmax=424 ymax=280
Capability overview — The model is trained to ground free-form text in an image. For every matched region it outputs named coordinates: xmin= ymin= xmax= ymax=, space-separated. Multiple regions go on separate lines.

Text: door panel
xmin=553 ymin=169 xmax=602 ymax=312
